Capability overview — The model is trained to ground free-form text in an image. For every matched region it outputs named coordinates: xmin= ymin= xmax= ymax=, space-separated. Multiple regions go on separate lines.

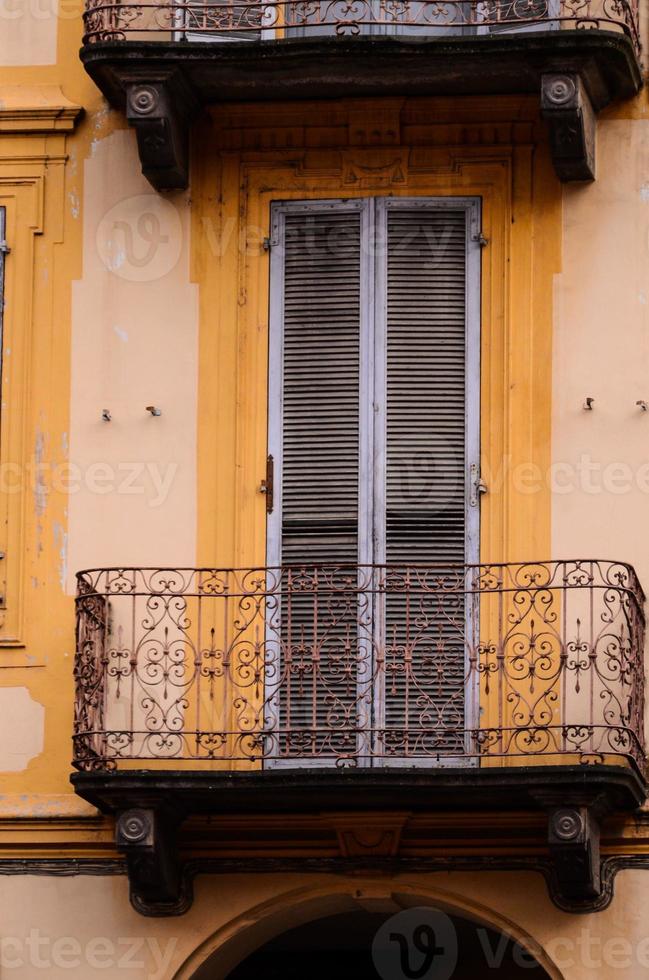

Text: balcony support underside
xmin=81 ymin=32 xmax=642 ymax=190
xmin=72 ymin=765 xmax=646 ymax=916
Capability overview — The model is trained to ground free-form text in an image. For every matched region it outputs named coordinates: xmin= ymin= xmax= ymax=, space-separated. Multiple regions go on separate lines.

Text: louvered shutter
xmin=268 ymin=204 xmax=369 ymax=762
xmin=379 ymin=205 xmax=471 ymax=758
xmin=280 ymin=209 xmax=362 ymax=565
xmin=268 ymin=198 xmax=479 ymax=766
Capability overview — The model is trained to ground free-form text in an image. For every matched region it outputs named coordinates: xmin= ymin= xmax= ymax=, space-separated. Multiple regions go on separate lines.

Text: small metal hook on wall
xmin=636 ymin=400 xmax=648 ymax=412
xmin=583 ymin=397 xmax=594 ymax=411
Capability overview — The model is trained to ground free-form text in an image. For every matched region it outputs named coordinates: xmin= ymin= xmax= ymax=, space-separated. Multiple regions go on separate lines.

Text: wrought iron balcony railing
xmin=82 ymin=0 xmax=640 ymax=50
xmin=73 ymin=560 xmax=645 ymax=773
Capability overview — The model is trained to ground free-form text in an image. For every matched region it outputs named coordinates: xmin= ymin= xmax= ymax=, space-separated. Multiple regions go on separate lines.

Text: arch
xmin=172 ymin=880 xmax=565 ymax=980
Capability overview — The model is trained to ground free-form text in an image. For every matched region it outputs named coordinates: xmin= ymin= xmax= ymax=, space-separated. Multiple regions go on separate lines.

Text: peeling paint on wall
xmin=0 ymin=688 xmax=44 ymax=772
xmin=53 ymin=522 xmax=68 ymax=592
xmin=33 ymin=429 xmax=47 ymax=518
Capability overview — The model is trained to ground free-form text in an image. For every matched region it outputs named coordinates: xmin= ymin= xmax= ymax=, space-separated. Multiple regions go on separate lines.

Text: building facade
xmin=0 ymin=0 xmax=648 ymax=976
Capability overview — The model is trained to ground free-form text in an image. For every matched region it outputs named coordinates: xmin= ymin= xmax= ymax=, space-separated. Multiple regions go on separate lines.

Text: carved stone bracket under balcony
xmin=534 ymin=782 xmax=619 ymax=908
xmin=541 ymin=73 xmax=596 ymax=181
xmin=115 ymin=807 xmax=190 ymax=915
xmin=125 ymin=75 xmax=199 ymax=190
xmin=548 ymin=806 xmax=602 ymax=904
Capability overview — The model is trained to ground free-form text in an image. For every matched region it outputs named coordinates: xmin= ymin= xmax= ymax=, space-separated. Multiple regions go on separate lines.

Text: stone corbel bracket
xmin=548 ymin=805 xmax=602 ymax=905
xmin=541 ymin=72 xmax=596 ymax=181
xmin=115 ymin=807 xmax=191 ymax=916
xmin=530 ymin=783 xmax=618 ymax=911
xmin=125 ymin=75 xmax=200 ymax=191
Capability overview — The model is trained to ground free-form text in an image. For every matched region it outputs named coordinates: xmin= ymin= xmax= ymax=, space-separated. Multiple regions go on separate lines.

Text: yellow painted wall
xmin=193 ymin=99 xmax=557 ymax=573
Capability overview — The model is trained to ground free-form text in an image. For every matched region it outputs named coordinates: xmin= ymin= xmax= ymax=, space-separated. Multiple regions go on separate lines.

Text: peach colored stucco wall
xmin=553 ymin=114 xmax=649 ymax=737
xmin=1 ymin=870 xmax=649 ymax=978
xmin=553 ymin=118 xmax=649 ymax=578
xmin=0 ymin=0 xmax=59 ymax=65
xmin=67 ymin=129 xmax=198 ymax=583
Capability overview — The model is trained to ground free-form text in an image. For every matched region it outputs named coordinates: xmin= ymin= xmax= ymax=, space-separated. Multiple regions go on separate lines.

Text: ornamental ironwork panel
xmin=81 ymin=0 xmax=640 ymax=50
xmin=73 ymin=560 xmax=646 ymax=772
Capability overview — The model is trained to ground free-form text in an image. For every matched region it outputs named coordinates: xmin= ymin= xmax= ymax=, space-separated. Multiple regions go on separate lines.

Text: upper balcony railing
xmin=73 ymin=560 xmax=645 ymax=773
xmin=81 ymin=0 xmax=641 ymax=51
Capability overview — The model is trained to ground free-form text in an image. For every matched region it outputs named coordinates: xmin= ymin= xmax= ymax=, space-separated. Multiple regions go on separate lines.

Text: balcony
xmin=71 ymin=560 xmax=647 ymax=914
xmin=79 ymin=0 xmax=642 ymax=189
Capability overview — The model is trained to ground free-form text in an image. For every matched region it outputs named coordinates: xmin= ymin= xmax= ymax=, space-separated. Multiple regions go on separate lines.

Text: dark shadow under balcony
xmin=79 ymin=0 xmax=643 ymax=187
xmin=71 ymin=560 xmax=647 ymax=914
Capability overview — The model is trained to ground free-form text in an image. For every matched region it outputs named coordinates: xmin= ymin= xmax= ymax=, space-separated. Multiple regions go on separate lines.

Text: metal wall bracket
xmin=541 ymin=73 xmax=596 ymax=182
xmin=260 ymin=454 xmax=274 ymax=514
xmin=125 ymin=76 xmax=199 ymax=191
xmin=115 ymin=808 xmax=190 ymax=915
xmin=469 ymin=463 xmax=487 ymax=507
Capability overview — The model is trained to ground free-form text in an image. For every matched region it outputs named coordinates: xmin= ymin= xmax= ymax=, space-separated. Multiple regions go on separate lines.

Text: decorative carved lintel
xmin=125 ymin=77 xmax=199 ymax=191
xmin=541 ymin=72 xmax=596 ymax=182
xmin=115 ymin=808 xmax=190 ymax=916
xmin=331 ymin=812 xmax=409 ymax=857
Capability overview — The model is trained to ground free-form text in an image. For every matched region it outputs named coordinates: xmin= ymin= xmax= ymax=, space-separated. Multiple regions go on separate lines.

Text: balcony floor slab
xmin=80 ymin=32 xmax=642 ymax=188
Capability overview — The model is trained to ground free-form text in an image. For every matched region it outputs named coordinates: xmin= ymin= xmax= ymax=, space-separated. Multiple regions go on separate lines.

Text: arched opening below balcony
xmin=192 ymin=908 xmax=554 ymax=980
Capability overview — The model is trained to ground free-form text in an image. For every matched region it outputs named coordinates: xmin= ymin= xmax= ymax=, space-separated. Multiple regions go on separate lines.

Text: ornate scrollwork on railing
xmin=81 ymin=0 xmax=640 ymax=51
xmin=72 ymin=560 xmax=646 ymax=772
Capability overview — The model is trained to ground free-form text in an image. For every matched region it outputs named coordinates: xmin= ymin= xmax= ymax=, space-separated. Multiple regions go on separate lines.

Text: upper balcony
xmin=79 ymin=0 xmax=643 ymax=188
xmin=71 ymin=559 xmax=647 ymax=914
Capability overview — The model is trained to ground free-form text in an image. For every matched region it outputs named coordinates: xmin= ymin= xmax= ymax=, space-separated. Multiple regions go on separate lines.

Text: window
xmin=267 ymin=197 xmax=481 ymax=765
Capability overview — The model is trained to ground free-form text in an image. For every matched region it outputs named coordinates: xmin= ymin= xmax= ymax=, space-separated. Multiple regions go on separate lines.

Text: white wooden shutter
xmin=278 ymin=207 xmax=363 ymax=565
xmin=376 ymin=202 xmax=477 ymax=759
xmin=267 ymin=202 xmax=371 ymax=761
xmin=384 ymin=206 xmax=468 ymax=566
